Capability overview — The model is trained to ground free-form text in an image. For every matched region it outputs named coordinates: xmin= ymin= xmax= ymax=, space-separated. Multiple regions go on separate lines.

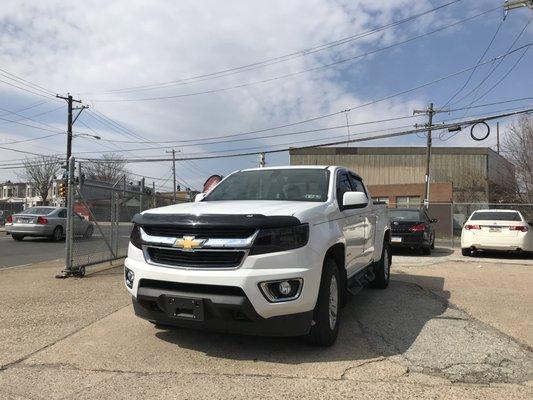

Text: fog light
xmin=259 ymin=278 xmax=303 ymax=303
xmin=278 ymin=281 xmax=292 ymax=295
xmin=125 ymin=267 xmax=134 ymax=289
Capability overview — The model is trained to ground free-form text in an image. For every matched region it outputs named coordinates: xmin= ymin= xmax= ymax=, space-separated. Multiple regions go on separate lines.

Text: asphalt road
xmin=1 ymin=258 xmax=532 ymax=399
xmin=0 ymin=225 xmax=132 ymax=269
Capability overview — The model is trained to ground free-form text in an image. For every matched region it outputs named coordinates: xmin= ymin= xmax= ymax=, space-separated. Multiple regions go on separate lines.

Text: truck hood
xmin=144 ymin=200 xmax=322 ymax=218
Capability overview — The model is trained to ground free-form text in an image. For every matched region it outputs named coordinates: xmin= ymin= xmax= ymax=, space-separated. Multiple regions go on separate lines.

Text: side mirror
xmin=430 ymin=218 xmax=438 ymax=223
xmin=342 ymin=191 xmax=368 ymax=209
xmin=194 ymin=193 xmax=206 ymax=202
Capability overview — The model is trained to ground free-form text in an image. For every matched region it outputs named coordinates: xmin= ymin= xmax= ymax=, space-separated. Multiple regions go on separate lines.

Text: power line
xmin=449 ymin=18 xmax=531 ymax=107
xmin=0 ymin=133 xmax=64 ymax=145
xmin=441 ymin=17 xmax=505 ymax=108
xmin=82 ymin=1 xmax=462 ymax=96
xmin=94 ymin=97 xmax=533 ymax=147
xmin=466 ymin=45 xmax=530 ymax=107
xmin=80 ymin=108 xmax=532 ymax=163
xmin=0 ymin=105 xmax=64 ymax=126
xmin=0 ymin=68 xmax=56 ymax=96
xmin=89 ymin=6 xmax=499 ymax=103
xmin=0 ymin=112 xmax=64 ymax=133
xmin=72 ymin=43 xmax=533 ymax=156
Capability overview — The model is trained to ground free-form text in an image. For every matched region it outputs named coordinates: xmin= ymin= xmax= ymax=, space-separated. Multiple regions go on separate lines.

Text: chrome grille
xmin=146 ymin=247 xmax=245 ymax=269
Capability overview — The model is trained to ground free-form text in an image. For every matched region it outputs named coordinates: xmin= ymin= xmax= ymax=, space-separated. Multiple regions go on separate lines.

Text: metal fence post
xmin=140 ymin=177 xmax=145 ymax=212
xmin=57 ymin=156 xmax=76 ymax=278
xmin=451 ymin=202 xmax=454 ymax=249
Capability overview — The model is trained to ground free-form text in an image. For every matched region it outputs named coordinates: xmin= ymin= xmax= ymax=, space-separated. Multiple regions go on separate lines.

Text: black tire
xmin=371 ymin=240 xmax=391 ymax=289
xmin=12 ymin=234 xmax=24 ymax=241
xmin=51 ymin=226 xmax=63 ymax=242
xmin=422 ymin=245 xmax=431 ymax=255
xmin=306 ymin=258 xmax=341 ymax=347
xmin=461 ymin=248 xmax=470 ymax=257
xmin=430 ymin=236 xmax=435 ymax=250
xmin=83 ymin=225 xmax=94 ymax=239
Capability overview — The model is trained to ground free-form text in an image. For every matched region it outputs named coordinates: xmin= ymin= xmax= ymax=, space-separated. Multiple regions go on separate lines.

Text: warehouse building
xmin=289 ymin=147 xmax=515 ymax=205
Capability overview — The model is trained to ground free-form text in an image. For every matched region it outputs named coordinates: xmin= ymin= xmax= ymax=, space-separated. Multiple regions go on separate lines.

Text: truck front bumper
xmin=125 ymin=241 xmax=323 ymax=323
xmin=132 ymin=284 xmax=313 ymax=336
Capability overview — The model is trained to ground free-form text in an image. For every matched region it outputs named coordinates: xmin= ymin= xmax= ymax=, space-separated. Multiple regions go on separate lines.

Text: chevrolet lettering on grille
xmin=173 ymin=236 xmax=206 ymax=251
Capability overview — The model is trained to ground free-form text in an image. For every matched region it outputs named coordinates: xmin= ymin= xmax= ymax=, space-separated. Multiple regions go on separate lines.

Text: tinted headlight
xmin=249 ymin=224 xmax=309 ymax=255
xmin=130 ymin=224 xmax=142 ymax=249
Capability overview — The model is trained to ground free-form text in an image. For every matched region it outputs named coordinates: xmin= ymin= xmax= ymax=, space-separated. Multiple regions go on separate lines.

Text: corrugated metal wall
xmin=290 ymin=152 xmax=488 ymax=186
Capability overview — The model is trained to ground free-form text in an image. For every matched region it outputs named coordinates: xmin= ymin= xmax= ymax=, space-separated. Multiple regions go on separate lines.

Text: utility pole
xmin=496 ymin=122 xmax=500 ymax=154
xmin=56 ymin=94 xmax=87 ymax=160
xmin=165 ymin=148 xmax=180 ymax=203
xmin=259 ymin=152 xmax=266 ymax=168
xmin=413 ymin=103 xmax=448 ymax=210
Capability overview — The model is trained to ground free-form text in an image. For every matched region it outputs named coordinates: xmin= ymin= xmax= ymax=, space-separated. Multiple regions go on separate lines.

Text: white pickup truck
xmin=125 ymin=166 xmax=391 ymax=346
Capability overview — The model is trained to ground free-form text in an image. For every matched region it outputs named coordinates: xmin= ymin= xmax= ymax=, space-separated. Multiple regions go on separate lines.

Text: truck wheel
xmin=461 ymin=248 xmax=470 ymax=257
xmin=422 ymin=245 xmax=431 ymax=256
xmin=307 ymin=258 xmax=341 ymax=347
xmin=371 ymin=240 xmax=391 ymax=289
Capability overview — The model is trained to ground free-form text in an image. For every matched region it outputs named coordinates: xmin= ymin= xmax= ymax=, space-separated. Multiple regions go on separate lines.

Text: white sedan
xmin=461 ymin=209 xmax=532 ymax=256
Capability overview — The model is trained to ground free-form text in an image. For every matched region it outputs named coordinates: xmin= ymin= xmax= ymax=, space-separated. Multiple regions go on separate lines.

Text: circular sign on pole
xmin=203 ymin=175 xmax=222 ymax=193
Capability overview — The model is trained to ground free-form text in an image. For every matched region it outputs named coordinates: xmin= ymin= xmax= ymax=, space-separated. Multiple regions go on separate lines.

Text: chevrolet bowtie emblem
xmin=173 ymin=236 xmax=206 ymax=251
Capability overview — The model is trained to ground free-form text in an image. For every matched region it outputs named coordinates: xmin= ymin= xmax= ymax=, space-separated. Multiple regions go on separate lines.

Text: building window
xmin=396 ymin=196 xmax=421 ymax=208
xmin=375 ymin=197 xmax=389 ymax=205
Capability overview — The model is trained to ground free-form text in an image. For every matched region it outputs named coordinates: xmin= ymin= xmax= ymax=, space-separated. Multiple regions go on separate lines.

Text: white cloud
xmin=0 ymin=0 xmax=449 ymax=188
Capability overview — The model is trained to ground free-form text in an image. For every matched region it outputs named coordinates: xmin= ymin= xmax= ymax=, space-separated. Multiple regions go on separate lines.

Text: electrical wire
xmin=0 ymin=68 xmax=56 ymax=96
xmin=94 ymin=97 xmax=533 ymax=148
xmin=89 ymin=6 xmax=499 ymax=103
xmin=465 ymin=45 xmax=530 ymax=108
xmin=82 ymin=1 xmax=462 ymax=95
xmin=441 ymin=17 xmax=504 ymax=108
xmin=449 ymin=18 xmax=531 ymax=107
xmin=77 ymin=108 xmax=532 ymax=163
xmin=70 ymin=44 xmax=533 ymax=157
xmin=0 ymin=105 xmax=64 ymax=126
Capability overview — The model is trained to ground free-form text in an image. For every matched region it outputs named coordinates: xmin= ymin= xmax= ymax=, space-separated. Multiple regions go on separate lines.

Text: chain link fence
xmin=63 ymin=158 xmax=189 ymax=276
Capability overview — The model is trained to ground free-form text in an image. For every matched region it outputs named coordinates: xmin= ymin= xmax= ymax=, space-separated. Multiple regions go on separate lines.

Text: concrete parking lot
xmin=0 ymin=250 xmax=532 ymax=399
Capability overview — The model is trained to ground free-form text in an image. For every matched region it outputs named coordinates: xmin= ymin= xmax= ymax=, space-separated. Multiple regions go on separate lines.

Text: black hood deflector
xmin=132 ymin=213 xmax=302 ymax=230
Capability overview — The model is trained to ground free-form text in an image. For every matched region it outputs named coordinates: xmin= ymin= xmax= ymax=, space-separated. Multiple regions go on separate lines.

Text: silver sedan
xmin=5 ymin=206 xmax=94 ymax=241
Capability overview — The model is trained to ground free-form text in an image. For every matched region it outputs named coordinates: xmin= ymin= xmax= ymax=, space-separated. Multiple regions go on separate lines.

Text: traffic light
xmin=59 ymin=181 xmax=68 ymax=198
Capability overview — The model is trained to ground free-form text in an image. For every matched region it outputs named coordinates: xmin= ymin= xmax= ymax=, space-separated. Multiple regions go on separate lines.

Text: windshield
xmin=205 ymin=169 xmax=329 ymax=202
xmin=470 ymin=211 xmax=521 ymax=221
xmin=389 ymin=209 xmax=421 ymax=221
xmin=21 ymin=207 xmax=55 ymax=215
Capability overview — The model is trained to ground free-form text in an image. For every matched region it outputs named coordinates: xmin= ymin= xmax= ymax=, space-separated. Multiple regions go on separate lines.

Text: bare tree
xmin=85 ymin=153 xmax=129 ymax=183
xmin=502 ymin=115 xmax=533 ymax=203
xmin=22 ymin=156 xmax=62 ymax=205
xmin=454 ymin=169 xmax=488 ymax=203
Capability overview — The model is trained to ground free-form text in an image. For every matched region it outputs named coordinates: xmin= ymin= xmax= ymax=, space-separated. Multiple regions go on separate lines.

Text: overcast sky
xmin=0 ymin=0 xmax=531 ymax=191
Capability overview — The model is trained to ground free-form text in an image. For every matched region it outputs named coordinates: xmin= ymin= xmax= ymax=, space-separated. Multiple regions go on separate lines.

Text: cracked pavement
xmin=0 ymin=255 xmax=532 ymax=399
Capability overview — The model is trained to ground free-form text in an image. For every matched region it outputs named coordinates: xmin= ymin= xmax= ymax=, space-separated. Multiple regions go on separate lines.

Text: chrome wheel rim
xmin=328 ymin=276 xmax=338 ymax=330
xmin=384 ymin=249 xmax=390 ymax=280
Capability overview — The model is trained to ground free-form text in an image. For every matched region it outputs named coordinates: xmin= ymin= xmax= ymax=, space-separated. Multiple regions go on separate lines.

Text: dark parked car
xmin=390 ymin=208 xmax=437 ymax=255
